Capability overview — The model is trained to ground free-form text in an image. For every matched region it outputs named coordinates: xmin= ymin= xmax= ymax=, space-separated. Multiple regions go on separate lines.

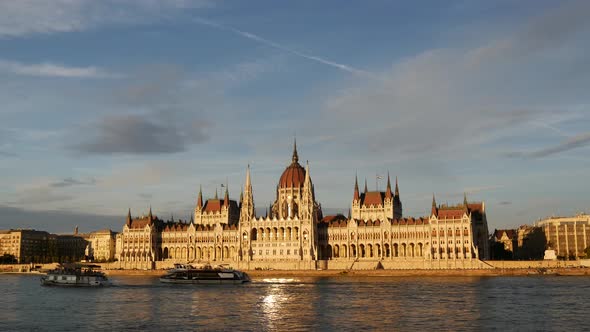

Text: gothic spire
xmin=245 ymin=164 xmax=251 ymax=191
xmin=148 ymin=205 xmax=153 ymax=220
xmin=214 ymin=188 xmax=218 ymax=200
xmin=385 ymin=172 xmax=392 ymax=199
xmin=395 ymin=176 xmax=400 ymax=197
xmin=353 ymin=173 xmax=360 ymax=201
xmin=224 ymin=183 xmax=229 ymax=207
xmin=292 ymin=137 xmax=299 ymax=164
xmin=197 ymin=185 xmax=203 ymax=209
xmin=431 ymin=194 xmax=437 ymax=216
xmin=464 ymin=192 xmax=468 ymax=206
xmin=240 ymin=164 xmax=255 ymax=220
xmin=304 ymin=160 xmax=311 ymax=188
xmin=126 ymin=208 xmax=132 ymax=225
xmin=364 ymin=178 xmax=368 ymax=193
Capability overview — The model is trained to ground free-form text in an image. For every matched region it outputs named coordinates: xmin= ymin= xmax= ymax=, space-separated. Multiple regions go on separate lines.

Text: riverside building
xmin=537 ymin=214 xmax=590 ymax=259
xmin=117 ymin=142 xmax=490 ymax=270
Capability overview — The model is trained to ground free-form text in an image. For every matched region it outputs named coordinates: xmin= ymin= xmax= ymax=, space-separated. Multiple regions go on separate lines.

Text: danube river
xmin=1 ymin=274 xmax=589 ymax=331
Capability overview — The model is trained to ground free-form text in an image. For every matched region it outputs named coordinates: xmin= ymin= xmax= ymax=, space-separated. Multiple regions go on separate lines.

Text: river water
xmin=1 ymin=274 xmax=589 ymax=331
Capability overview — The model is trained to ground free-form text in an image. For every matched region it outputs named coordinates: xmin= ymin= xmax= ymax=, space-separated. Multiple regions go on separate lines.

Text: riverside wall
xmin=3 ymin=259 xmax=586 ymax=273
xmin=99 ymin=259 xmax=579 ymax=271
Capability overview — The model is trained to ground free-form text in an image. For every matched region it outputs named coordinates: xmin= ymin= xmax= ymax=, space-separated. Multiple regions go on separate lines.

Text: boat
xmin=160 ymin=263 xmax=250 ymax=284
xmin=40 ymin=263 xmax=110 ymax=287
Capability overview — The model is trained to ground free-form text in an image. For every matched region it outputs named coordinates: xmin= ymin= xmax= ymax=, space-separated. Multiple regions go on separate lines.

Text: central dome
xmin=278 ymin=139 xmax=306 ymax=188
xmin=279 ymin=162 xmax=305 ymax=188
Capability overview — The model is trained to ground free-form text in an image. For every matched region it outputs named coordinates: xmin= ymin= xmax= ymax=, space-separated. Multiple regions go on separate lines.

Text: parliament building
xmin=116 ymin=142 xmax=490 ymax=270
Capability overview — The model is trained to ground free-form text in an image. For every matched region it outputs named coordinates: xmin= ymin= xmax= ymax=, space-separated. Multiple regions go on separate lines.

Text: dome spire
xmin=292 ymin=137 xmax=299 ymax=164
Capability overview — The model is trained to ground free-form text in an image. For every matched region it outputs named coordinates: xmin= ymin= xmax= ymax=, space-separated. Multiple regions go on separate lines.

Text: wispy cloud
xmin=0 ymin=59 xmax=121 ymax=78
xmin=314 ymin=1 xmax=590 ymax=161
xmin=50 ymin=177 xmax=97 ymax=188
xmin=508 ymin=132 xmax=590 ymax=158
xmin=0 ymin=0 xmax=213 ymax=38
xmin=193 ymin=18 xmax=377 ymax=79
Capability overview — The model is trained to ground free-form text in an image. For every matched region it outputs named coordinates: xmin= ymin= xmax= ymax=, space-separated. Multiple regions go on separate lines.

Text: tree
xmin=0 ymin=254 xmax=17 ymax=264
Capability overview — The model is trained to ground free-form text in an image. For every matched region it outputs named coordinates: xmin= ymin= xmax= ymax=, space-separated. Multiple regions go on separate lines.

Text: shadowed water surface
xmin=1 ymin=275 xmax=589 ymax=331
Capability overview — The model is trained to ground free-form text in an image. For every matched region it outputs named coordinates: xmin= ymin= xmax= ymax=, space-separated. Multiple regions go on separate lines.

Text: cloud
xmin=0 ymin=150 xmax=18 ymax=158
xmin=0 ymin=0 xmax=213 ymax=38
xmin=138 ymin=193 xmax=153 ymax=200
xmin=193 ymin=18 xmax=377 ymax=79
xmin=50 ymin=177 xmax=97 ymax=188
xmin=314 ymin=1 xmax=590 ymax=160
xmin=11 ymin=186 xmax=73 ymax=206
xmin=508 ymin=132 xmax=590 ymax=158
xmin=0 ymin=59 xmax=121 ymax=78
xmin=72 ymin=113 xmax=211 ymax=155
xmin=0 ymin=205 xmax=121 ymax=234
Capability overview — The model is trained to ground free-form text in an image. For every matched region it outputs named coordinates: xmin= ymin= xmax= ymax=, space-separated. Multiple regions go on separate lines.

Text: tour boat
xmin=159 ymin=263 xmax=251 ymax=284
xmin=40 ymin=264 xmax=110 ymax=287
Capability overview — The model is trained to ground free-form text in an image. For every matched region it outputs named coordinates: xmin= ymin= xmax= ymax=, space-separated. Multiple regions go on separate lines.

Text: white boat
xmin=160 ymin=263 xmax=250 ymax=284
xmin=41 ymin=264 xmax=110 ymax=287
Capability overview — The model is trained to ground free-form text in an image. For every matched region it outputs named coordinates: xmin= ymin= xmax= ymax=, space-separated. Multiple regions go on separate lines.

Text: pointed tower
xmin=240 ymin=164 xmax=255 ymax=222
xmin=197 ymin=185 xmax=203 ymax=209
xmin=393 ymin=176 xmax=402 ymax=219
xmin=214 ymin=189 xmax=218 ymax=200
xmin=463 ymin=192 xmax=470 ymax=213
xmin=300 ymin=160 xmax=318 ymax=260
xmin=353 ymin=174 xmax=360 ymax=202
xmin=148 ymin=206 xmax=153 ymax=220
xmin=385 ymin=172 xmax=393 ymax=200
xmin=431 ymin=194 xmax=438 ymax=216
xmin=224 ymin=183 xmax=229 ymax=208
xmin=126 ymin=208 xmax=132 ymax=226
xmin=301 ymin=161 xmax=314 ymax=219
xmin=364 ymin=178 xmax=368 ymax=193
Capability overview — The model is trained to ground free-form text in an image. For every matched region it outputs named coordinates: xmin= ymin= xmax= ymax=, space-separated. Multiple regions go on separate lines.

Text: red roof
xmin=322 ymin=215 xmax=347 ymax=223
xmin=436 ymin=208 xmax=465 ymax=219
xmin=129 ymin=217 xmax=152 ymax=229
xmin=279 ymin=162 xmax=306 ymax=188
xmin=203 ymin=199 xmax=222 ymax=212
xmin=468 ymin=203 xmax=483 ymax=212
xmin=362 ymin=191 xmax=384 ymax=206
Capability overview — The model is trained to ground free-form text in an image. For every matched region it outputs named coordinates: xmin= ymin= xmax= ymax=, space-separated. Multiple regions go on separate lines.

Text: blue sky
xmin=0 ymin=0 xmax=589 ymax=233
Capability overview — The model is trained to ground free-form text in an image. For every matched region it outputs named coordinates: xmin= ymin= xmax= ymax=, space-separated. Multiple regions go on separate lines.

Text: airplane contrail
xmin=193 ymin=18 xmax=378 ymax=79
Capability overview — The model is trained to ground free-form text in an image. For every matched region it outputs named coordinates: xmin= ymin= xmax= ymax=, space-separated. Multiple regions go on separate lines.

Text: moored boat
xmin=160 ymin=263 xmax=250 ymax=284
xmin=41 ymin=264 xmax=110 ymax=287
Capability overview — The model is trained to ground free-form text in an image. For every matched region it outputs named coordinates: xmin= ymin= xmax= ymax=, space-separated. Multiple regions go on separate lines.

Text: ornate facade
xmin=117 ymin=142 xmax=490 ymax=269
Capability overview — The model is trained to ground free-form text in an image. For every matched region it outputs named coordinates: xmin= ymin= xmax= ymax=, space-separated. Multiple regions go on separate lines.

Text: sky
xmin=0 ymin=0 xmax=589 ymax=233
